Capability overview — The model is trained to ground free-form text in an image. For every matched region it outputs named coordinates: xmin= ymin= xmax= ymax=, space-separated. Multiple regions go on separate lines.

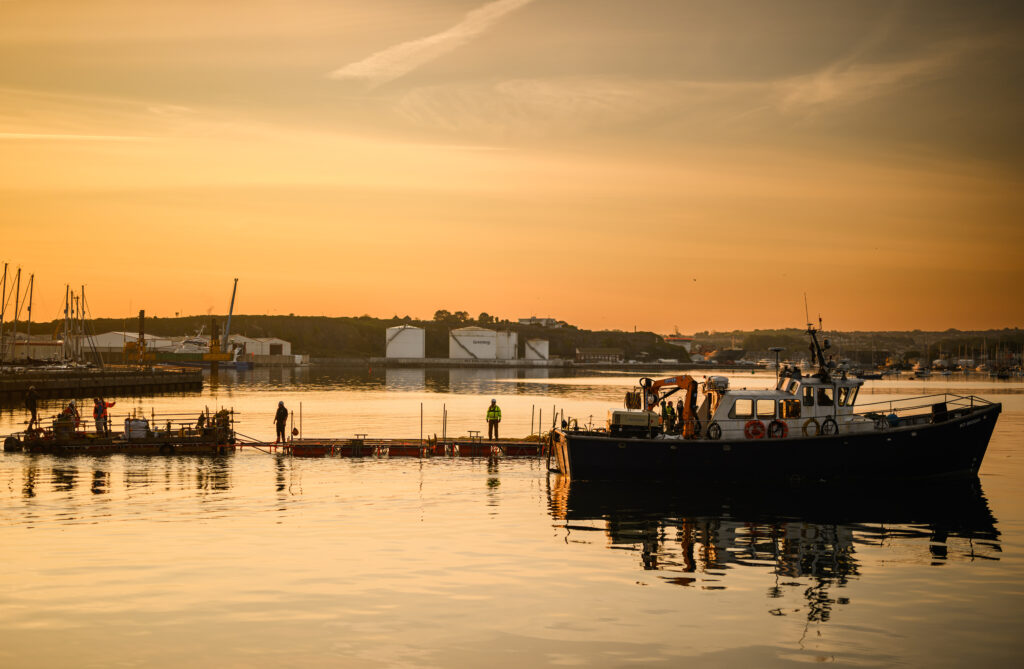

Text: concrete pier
xmin=0 ymin=367 xmax=203 ymax=403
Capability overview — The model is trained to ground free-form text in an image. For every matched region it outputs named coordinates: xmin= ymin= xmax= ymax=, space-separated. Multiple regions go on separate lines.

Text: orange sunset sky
xmin=1 ymin=0 xmax=1022 ymax=333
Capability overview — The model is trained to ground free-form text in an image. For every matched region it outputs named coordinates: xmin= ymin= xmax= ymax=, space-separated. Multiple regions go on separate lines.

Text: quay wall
xmin=0 ymin=368 xmax=203 ymax=404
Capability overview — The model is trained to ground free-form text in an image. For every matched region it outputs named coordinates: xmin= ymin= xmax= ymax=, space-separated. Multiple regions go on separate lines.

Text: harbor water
xmin=1 ymin=367 xmax=1023 ymax=667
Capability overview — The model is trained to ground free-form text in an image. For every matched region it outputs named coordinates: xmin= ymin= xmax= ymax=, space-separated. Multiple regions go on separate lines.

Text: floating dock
xmin=248 ymin=437 xmax=546 ymax=459
xmin=0 ymin=367 xmax=203 ymax=403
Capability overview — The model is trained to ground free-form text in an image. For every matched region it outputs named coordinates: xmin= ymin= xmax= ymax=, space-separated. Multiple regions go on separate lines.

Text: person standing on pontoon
xmin=273 ymin=401 xmax=289 ymax=444
xmin=93 ymin=397 xmax=116 ymax=434
xmin=486 ymin=399 xmax=502 ymax=440
xmin=24 ymin=386 xmax=39 ymax=429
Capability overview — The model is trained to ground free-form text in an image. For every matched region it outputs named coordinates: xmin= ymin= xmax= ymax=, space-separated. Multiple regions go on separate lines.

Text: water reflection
xmin=52 ymin=466 xmax=77 ymax=492
xmin=196 ymin=457 xmax=232 ymax=492
xmin=91 ymin=469 xmax=110 ymax=495
xmin=195 ymin=364 xmax=606 ymax=399
xmin=549 ymin=476 xmax=1000 ymax=624
xmin=385 ymin=368 xmax=426 ymax=391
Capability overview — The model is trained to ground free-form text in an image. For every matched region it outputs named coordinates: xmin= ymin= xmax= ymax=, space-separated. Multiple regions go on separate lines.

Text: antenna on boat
xmin=804 ymin=293 xmax=810 ymax=328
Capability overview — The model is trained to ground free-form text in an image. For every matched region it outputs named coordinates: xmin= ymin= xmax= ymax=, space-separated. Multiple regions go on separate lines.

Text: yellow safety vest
xmin=486 ymin=405 xmax=502 ymax=421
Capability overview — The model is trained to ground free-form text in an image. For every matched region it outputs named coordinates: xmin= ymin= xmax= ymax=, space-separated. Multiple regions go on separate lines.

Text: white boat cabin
xmin=697 ymin=367 xmax=872 ymax=440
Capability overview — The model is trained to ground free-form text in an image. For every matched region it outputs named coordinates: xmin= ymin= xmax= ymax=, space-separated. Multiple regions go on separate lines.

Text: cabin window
xmin=730 ymin=399 xmax=754 ymax=418
xmin=786 ymin=380 xmax=800 ymax=395
xmin=781 ymin=399 xmax=801 ymax=419
xmin=817 ymin=387 xmax=834 ymax=407
xmin=838 ymin=387 xmax=851 ymax=406
xmin=802 ymin=387 xmax=815 ymax=406
xmin=848 ymin=387 xmax=859 ymax=406
xmin=756 ymin=399 xmax=775 ymax=418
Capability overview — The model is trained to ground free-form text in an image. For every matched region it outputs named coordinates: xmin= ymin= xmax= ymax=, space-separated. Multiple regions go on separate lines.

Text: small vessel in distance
xmin=552 ymin=325 xmax=1001 ymax=482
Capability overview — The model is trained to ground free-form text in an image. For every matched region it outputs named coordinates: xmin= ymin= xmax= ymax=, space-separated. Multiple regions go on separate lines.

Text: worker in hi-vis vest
xmin=486 ymin=399 xmax=502 ymax=440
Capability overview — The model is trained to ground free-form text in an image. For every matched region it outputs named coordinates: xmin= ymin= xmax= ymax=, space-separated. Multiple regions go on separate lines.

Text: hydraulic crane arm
xmin=640 ymin=375 xmax=701 ymax=438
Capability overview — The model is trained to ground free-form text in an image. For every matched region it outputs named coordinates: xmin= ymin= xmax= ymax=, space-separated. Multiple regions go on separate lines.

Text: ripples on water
xmin=1 ymin=368 xmax=1023 ymax=667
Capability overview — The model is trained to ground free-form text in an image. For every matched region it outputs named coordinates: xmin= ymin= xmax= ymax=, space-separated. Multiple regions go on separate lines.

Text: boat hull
xmin=553 ymin=403 xmax=1001 ymax=482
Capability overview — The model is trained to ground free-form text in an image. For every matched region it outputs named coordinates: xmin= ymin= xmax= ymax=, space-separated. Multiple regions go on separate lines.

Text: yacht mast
xmin=10 ymin=268 xmax=20 ymax=361
xmin=63 ymin=285 xmax=70 ymax=361
xmin=26 ymin=274 xmax=33 ymax=359
xmin=0 ymin=263 xmax=6 ymax=364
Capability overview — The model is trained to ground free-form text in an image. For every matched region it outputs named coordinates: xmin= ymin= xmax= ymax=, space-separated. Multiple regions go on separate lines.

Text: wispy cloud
xmin=0 ymin=132 xmax=152 ymax=141
xmin=776 ymin=52 xmax=954 ymax=111
xmin=328 ymin=0 xmax=534 ymax=86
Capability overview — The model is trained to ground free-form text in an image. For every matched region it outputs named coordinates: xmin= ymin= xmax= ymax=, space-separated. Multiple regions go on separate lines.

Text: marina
xmin=1 ymin=366 xmax=1022 ymax=667
xmin=3 ymin=1 xmax=1022 ymax=663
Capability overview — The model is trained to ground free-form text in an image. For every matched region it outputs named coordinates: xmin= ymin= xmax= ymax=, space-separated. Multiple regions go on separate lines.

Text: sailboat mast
xmin=11 ymin=268 xmax=20 ymax=361
xmin=0 ymin=262 xmax=6 ymax=364
xmin=63 ymin=285 xmax=70 ymax=361
xmin=26 ymin=274 xmax=33 ymax=358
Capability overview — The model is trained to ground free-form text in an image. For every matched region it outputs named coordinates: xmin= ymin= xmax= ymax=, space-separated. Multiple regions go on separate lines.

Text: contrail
xmin=329 ymin=0 xmax=535 ymax=86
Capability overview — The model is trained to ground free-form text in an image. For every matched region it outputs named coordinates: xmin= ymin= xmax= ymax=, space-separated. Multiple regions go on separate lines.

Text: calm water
xmin=2 ymin=367 xmax=1023 ymax=667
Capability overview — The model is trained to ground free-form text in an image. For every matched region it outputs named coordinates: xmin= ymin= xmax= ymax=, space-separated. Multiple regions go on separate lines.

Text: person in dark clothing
xmin=273 ymin=401 xmax=289 ymax=444
xmin=25 ymin=386 xmax=39 ymax=429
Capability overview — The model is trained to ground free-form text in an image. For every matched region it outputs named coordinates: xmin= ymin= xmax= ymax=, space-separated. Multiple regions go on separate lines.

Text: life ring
xmin=802 ymin=418 xmax=820 ymax=437
xmin=821 ymin=416 xmax=839 ymax=435
xmin=707 ymin=422 xmax=722 ymax=440
xmin=744 ymin=420 xmax=766 ymax=440
xmin=767 ymin=420 xmax=788 ymax=439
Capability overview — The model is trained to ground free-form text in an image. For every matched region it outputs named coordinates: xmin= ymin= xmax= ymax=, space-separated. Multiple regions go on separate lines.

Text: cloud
xmin=775 ymin=53 xmax=954 ymax=111
xmin=0 ymin=132 xmax=152 ymax=141
xmin=328 ymin=0 xmax=534 ymax=86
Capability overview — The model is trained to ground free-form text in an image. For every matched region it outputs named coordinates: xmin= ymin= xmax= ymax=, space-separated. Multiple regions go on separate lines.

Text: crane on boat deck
xmin=639 ymin=374 xmax=700 ymax=438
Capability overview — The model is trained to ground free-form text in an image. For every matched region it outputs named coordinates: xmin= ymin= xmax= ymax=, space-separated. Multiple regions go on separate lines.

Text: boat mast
xmin=82 ymin=285 xmax=103 ymax=368
xmin=26 ymin=274 xmax=33 ymax=360
xmin=63 ymin=285 xmax=70 ymax=361
xmin=10 ymin=268 xmax=19 ymax=361
xmin=0 ymin=262 xmax=6 ymax=364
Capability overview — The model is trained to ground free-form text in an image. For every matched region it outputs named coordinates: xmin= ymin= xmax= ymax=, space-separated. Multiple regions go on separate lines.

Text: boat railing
xmin=33 ymin=409 xmax=236 ymax=439
xmin=855 ymin=393 xmax=992 ymax=419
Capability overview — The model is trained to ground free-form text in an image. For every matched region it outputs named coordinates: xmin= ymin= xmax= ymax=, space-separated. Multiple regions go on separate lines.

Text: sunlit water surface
xmin=2 ymin=367 xmax=1023 ymax=667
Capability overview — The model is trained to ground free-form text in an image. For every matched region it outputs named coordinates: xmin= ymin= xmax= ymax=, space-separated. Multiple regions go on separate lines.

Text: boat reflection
xmin=549 ymin=475 xmax=1000 ymax=621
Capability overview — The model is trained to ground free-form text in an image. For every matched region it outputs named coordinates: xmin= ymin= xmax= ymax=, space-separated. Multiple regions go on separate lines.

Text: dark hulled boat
xmin=552 ymin=326 xmax=1001 ymax=482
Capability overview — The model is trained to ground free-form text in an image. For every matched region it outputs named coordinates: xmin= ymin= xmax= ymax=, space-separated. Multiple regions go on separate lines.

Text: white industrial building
xmin=524 ymin=338 xmax=550 ymax=360
xmin=495 ymin=331 xmax=518 ymax=360
xmin=449 ymin=327 xmax=497 ymax=359
xmin=385 ymin=325 xmax=425 ymax=359
xmin=245 ymin=337 xmax=290 ymax=356
xmin=88 ymin=331 xmax=176 ymax=352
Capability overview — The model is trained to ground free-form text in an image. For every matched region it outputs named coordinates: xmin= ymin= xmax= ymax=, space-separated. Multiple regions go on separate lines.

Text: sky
xmin=1 ymin=0 xmax=1022 ymax=333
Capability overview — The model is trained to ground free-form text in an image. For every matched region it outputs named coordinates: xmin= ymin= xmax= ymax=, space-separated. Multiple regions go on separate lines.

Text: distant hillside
xmin=21 ymin=315 xmax=1024 ymax=364
xmin=35 ymin=314 xmax=687 ymax=361
xmin=692 ymin=327 xmax=1024 ymax=365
